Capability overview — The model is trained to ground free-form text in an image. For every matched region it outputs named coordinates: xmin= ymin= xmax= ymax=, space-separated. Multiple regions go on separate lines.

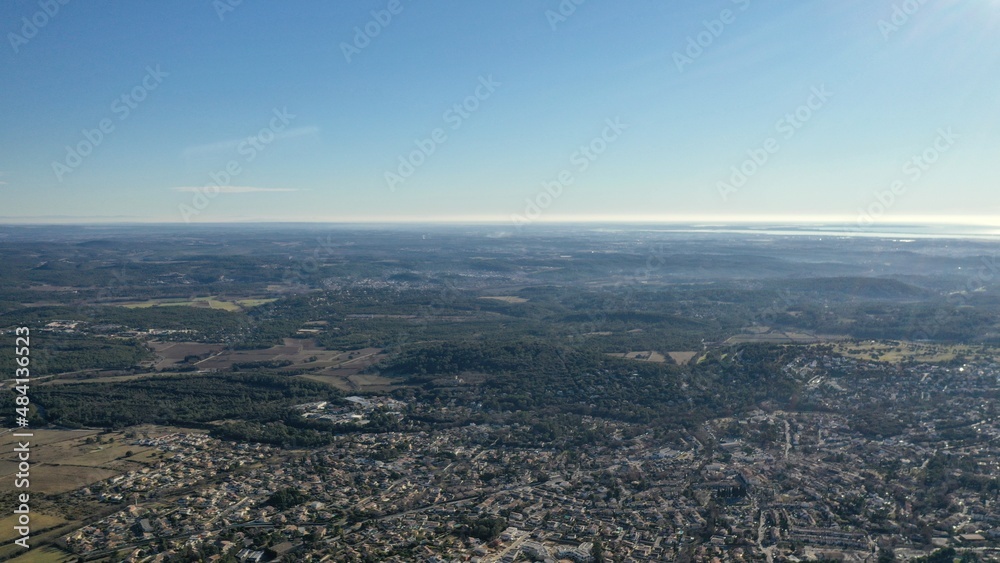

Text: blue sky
xmin=1 ymin=0 xmax=999 ymax=224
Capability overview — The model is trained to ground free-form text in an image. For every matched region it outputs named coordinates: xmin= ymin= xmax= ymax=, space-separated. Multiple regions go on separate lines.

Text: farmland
xmin=667 ymin=351 xmax=698 ymax=365
xmin=607 ymin=350 xmax=668 ymax=363
xmin=148 ymin=339 xmax=386 ymax=382
xmin=829 ymin=340 xmax=999 ymax=364
xmin=0 ymin=429 xmax=157 ymax=495
xmin=114 ymin=296 xmax=276 ymax=312
xmin=724 ymin=328 xmax=841 ymax=344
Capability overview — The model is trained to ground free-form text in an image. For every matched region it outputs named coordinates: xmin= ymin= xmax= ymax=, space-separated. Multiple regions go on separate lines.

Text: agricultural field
xmin=195 ymin=339 xmax=362 ymax=372
xmin=296 ymin=348 xmax=391 ymax=391
xmin=299 ymin=371 xmax=398 ymax=392
xmin=150 ymin=339 xmax=348 ymax=372
xmin=829 ymin=340 xmax=999 ymax=364
xmin=43 ymin=372 xmax=181 ymax=386
xmin=725 ymin=329 xmax=837 ymax=344
xmin=0 ymin=428 xmax=159 ymax=495
xmin=607 ymin=351 xmax=668 ymax=363
xmin=0 ymin=427 xmax=181 ymax=562
xmin=6 ymin=546 xmax=74 ymax=562
xmin=149 ymin=338 xmax=389 ymax=388
xmin=113 ymin=296 xmax=274 ymax=312
xmin=234 ymin=298 xmax=278 ymax=308
xmin=667 ymin=351 xmax=698 ymax=365
xmin=148 ymin=341 xmax=225 ymax=370
xmin=0 ymin=514 xmax=67 ymax=544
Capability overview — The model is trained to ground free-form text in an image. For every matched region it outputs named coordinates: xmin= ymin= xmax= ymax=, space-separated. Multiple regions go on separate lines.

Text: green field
xmin=236 ymin=298 xmax=278 ymax=307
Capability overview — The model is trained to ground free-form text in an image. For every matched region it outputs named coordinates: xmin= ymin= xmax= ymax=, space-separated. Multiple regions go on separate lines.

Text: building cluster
xmin=56 ymin=356 xmax=1000 ymax=561
xmin=295 ymin=395 xmax=407 ymax=426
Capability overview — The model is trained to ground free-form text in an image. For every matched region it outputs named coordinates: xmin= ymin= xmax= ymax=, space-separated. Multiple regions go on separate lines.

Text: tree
xmin=877 ymin=547 xmax=897 ymax=563
xmin=592 ymin=539 xmax=606 ymax=563
xmin=266 ymin=488 xmax=308 ymax=510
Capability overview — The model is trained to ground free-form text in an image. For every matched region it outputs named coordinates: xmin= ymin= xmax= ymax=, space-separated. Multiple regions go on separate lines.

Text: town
xmin=41 ymin=351 xmax=1000 ymax=562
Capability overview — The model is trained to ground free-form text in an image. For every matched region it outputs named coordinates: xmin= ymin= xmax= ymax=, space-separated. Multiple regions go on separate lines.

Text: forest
xmin=5 ymin=225 xmax=1000 ymax=449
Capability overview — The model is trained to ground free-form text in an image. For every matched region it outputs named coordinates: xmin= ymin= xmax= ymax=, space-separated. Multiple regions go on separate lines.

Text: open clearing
xmin=149 ymin=341 xmax=225 ymax=370
xmin=296 ymin=348 xmax=392 ymax=391
xmin=668 ymin=351 xmax=698 ymax=365
xmin=149 ymin=339 xmax=392 ymax=391
xmin=24 ymin=465 xmax=119 ymax=495
xmin=725 ymin=329 xmax=845 ymax=345
xmin=43 ymin=372 xmax=181 ymax=385
xmin=829 ymin=340 xmax=998 ymax=364
xmin=7 ymin=547 xmax=74 ymax=562
xmin=150 ymin=339 xmax=344 ymax=372
xmin=300 ymin=372 xmax=398 ymax=392
xmin=478 ymin=296 xmax=528 ymax=304
xmin=0 ymin=514 xmax=67 ymax=544
xmin=0 ymin=427 xmax=163 ymax=495
xmin=114 ymin=295 xmax=274 ymax=312
xmin=607 ymin=351 xmax=668 ymax=363
xmin=235 ymin=298 xmax=278 ymax=307
xmin=194 ymin=339 xmax=366 ymax=372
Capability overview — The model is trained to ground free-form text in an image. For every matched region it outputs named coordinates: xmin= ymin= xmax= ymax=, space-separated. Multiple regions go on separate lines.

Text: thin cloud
xmin=182 ymin=126 xmax=320 ymax=158
xmin=172 ymin=186 xmax=298 ymax=194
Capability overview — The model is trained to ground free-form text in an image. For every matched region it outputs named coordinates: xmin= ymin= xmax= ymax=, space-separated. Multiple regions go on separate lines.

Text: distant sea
xmin=641 ymin=223 xmax=1000 ymax=240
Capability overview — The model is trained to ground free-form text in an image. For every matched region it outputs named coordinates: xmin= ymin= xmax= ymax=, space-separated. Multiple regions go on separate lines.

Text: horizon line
xmin=1 ymin=214 xmax=999 ymax=227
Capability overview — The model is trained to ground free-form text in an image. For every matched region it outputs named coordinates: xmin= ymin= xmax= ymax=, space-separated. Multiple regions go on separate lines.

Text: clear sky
xmin=1 ymin=0 xmax=999 ymax=225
